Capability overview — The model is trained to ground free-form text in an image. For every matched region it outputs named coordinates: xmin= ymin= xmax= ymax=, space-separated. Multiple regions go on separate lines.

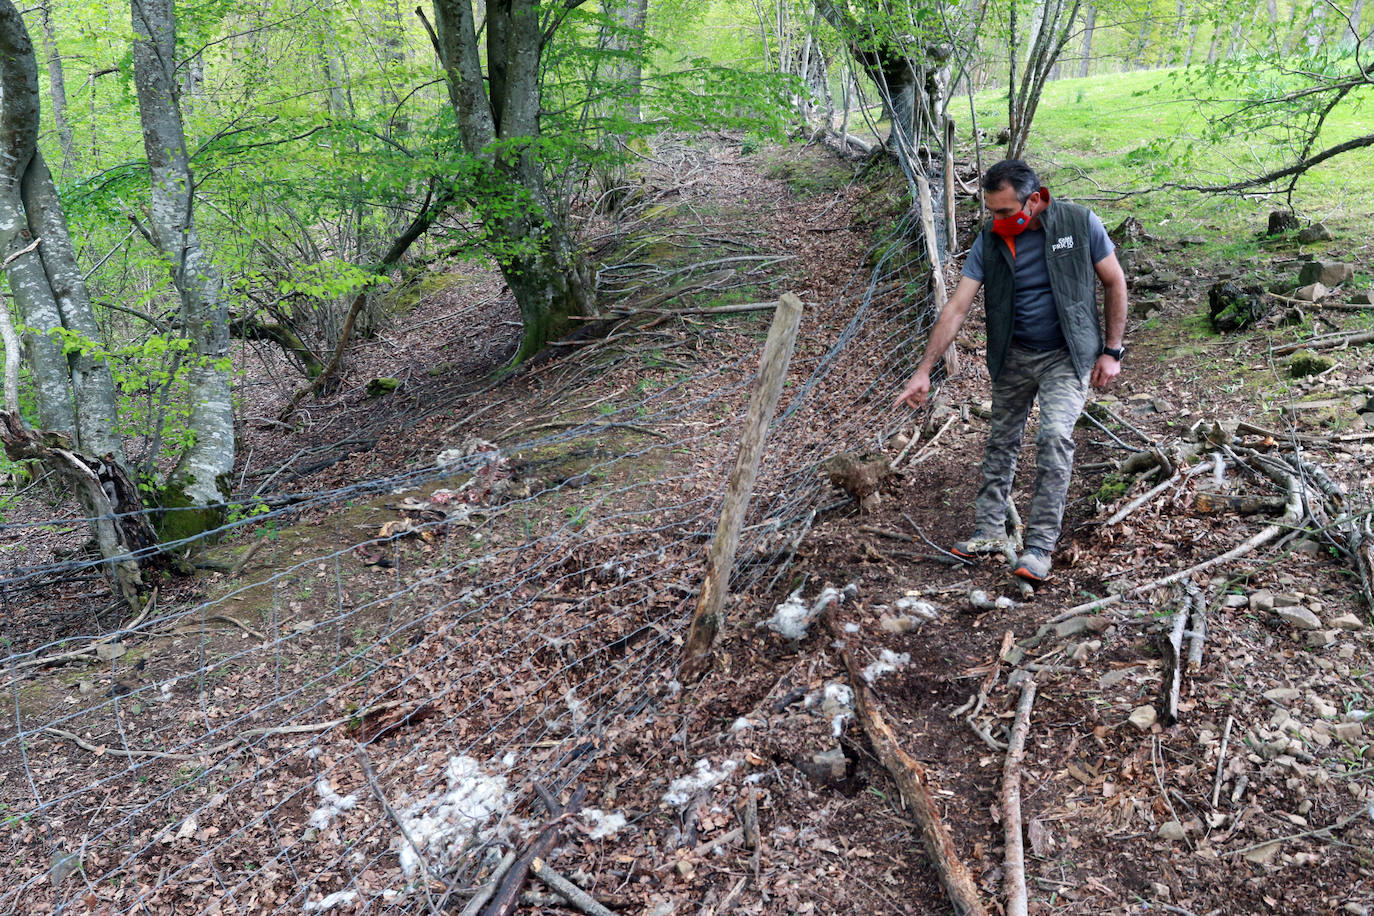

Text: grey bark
xmin=610 ymin=0 xmax=648 ymax=123
xmin=429 ymin=0 xmax=594 ymax=362
xmin=1008 ymin=0 xmax=1083 ymax=160
xmin=36 ymin=3 xmax=74 ymax=174
xmin=1079 ymin=4 xmax=1095 ymax=77
xmin=1 ymin=0 xmax=120 ymax=458
xmin=130 ymin=0 xmax=235 ymax=508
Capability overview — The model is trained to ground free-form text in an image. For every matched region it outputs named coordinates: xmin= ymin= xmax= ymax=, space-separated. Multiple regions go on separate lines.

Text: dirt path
xmin=2 ymin=135 xmax=1373 ymax=916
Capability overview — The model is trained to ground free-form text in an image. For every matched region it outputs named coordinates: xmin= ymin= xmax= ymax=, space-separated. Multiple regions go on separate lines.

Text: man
xmin=894 ymin=159 xmax=1127 ymax=583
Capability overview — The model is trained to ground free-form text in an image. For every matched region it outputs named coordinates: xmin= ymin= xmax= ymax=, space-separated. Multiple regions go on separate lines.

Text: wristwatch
xmin=1102 ymin=345 xmax=1125 ymax=361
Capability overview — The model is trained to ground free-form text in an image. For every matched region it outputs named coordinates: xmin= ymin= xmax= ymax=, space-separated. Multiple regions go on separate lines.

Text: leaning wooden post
xmin=916 ymin=174 xmax=960 ymax=374
xmin=680 ymin=293 xmax=804 ymax=682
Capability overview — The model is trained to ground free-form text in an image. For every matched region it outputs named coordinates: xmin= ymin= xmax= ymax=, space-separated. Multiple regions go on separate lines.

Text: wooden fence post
xmin=680 ymin=293 xmax=804 ymax=682
xmin=917 ymin=173 xmax=960 ymax=374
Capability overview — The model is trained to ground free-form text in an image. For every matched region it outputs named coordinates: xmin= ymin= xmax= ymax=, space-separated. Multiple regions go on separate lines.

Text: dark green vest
xmin=980 ymin=199 xmax=1103 ymax=382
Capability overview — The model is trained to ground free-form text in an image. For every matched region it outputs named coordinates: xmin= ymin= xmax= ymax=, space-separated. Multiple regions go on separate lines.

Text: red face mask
xmin=990 ymin=189 xmax=1047 ymax=257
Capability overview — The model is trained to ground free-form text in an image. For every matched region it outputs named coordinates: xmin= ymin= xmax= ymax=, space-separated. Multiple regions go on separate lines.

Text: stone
xmin=1333 ymin=722 xmax=1364 ymax=742
xmin=1250 ymin=589 xmax=1275 ymax=613
xmin=1264 ymin=687 xmax=1302 ymax=704
xmin=1129 ymin=705 xmax=1158 ymax=731
xmin=1298 ymin=259 xmax=1354 ymax=287
xmin=812 ymin=748 xmax=847 ymax=780
xmin=1330 ymin=614 xmax=1364 ymax=631
xmin=1222 ymin=594 xmax=1249 ymax=608
xmin=1055 ymin=615 xmax=1111 ymax=638
xmin=1351 ymin=290 xmax=1374 ymax=305
xmin=1292 ymin=282 xmax=1329 ymax=302
xmin=1288 ymin=351 xmax=1335 ymax=378
xmin=1267 ymin=210 xmax=1301 ymax=236
xmin=1158 ymin=820 xmax=1187 ymax=841
xmin=365 ymin=377 xmax=401 ymax=397
xmin=94 ymin=642 xmax=124 ymax=662
xmin=1275 ymin=606 xmax=1322 ymax=630
xmin=1307 ymin=630 xmax=1339 ymax=649
xmin=1297 ymin=222 xmax=1334 ymax=243
xmin=1244 ymin=841 xmax=1282 ymax=864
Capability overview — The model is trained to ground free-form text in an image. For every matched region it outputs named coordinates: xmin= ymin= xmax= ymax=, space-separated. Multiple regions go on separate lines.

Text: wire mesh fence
xmin=0 ymin=209 xmax=944 ymax=914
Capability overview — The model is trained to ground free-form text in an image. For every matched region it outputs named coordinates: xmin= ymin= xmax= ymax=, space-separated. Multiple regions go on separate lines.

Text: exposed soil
xmin=2 ymin=134 xmax=1374 ymax=916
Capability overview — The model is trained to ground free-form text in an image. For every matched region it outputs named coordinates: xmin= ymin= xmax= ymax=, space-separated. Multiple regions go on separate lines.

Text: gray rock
xmin=1222 ymin=594 xmax=1250 ymax=608
xmin=1264 ymin=687 xmax=1302 ymax=704
xmin=1292 ymin=282 xmax=1329 ymax=302
xmin=1330 ymin=614 xmax=1364 ymax=631
xmin=1298 ymin=259 xmax=1352 ymax=286
xmin=1250 ymin=589 xmax=1275 ymax=613
xmin=1055 ymin=615 xmax=1111 ymax=638
xmin=1307 ymin=630 xmax=1339 ymax=649
xmin=1275 ymin=606 xmax=1322 ymax=630
xmin=1129 ymin=705 xmax=1158 ymax=731
xmin=1334 ymin=722 xmax=1364 ymax=742
xmin=1297 ymin=222 xmax=1334 ymax=243
xmin=1158 ymin=820 xmax=1187 ymax=841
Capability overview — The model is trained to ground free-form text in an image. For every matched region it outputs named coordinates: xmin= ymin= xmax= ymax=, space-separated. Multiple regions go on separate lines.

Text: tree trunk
xmin=612 ymin=0 xmax=648 ymax=122
xmin=1 ymin=0 xmax=121 ymax=458
xmin=36 ymin=3 xmax=74 ymax=174
xmin=429 ymin=0 xmax=594 ymax=363
xmin=1079 ymin=5 xmax=1095 ymax=77
xmin=130 ymin=0 xmax=235 ymax=524
xmin=0 ymin=1 xmax=155 ymax=608
xmin=1346 ymin=0 xmax=1366 ymax=45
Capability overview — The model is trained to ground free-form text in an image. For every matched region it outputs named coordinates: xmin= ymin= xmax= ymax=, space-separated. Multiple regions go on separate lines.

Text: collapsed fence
xmin=0 ymin=204 xmax=946 ymax=913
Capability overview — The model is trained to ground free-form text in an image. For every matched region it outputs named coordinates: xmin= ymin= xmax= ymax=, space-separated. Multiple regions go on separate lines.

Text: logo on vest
xmin=1052 ymin=235 xmax=1075 ymax=251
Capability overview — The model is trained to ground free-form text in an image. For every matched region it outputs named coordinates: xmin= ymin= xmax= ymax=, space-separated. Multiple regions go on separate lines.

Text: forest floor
xmin=4 ymin=133 xmax=1374 ymax=916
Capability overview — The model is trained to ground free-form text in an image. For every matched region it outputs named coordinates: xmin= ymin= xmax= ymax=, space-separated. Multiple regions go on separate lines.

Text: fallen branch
xmin=530 ymin=857 xmax=616 ymax=916
xmin=41 ymin=727 xmax=197 ymax=761
xmin=356 ymin=745 xmax=439 ymax=914
xmin=1226 ymin=805 xmax=1369 ymax=857
xmin=482 ymin=785 xmax=587 ymax=916
xmin=457 ymin=852 xmax=517 ymax=916
xmin=1272 ymin=329 xmax=1374 ymax=355
xmin=1049 ymin=459 xmax=1302 ymax=622
xmin=1002 ymin=680 xmax=1037 ymax=916
xmin=1187 ymin=584 xmax=1208 ymax=671
xmin=1159 ymin=602 xmax=1189 ymax=725
xmin=907 ymin=416 xmax=957 ymax=467
xmin=1210 ymin=715 xmax=1234 ymax=809
xmin=824 ymin=610 xmax=989 ymax=916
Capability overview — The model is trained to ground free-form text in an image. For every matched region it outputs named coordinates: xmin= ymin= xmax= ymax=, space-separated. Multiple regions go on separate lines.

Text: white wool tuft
xmin=396 ymin=756 xmax=512 ymax=877
xmin=862 ymin=649 xmax=912 ymax=684
xmin=303 ymin=890 xmax=358 ymax=912
xmin=663 ymin=759 xmax=740 ymax=808
xmin=760 ymin=587 xmax=842 ymax=640
xmin=581 ymin=808 xmax=629 ymax=840
xmin=307 ymin=777 xmax=358 ymax=830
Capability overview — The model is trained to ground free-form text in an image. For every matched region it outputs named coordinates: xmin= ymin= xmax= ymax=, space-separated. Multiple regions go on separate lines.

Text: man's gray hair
xmin=983 ymin=159 xmax=1040 ymax=203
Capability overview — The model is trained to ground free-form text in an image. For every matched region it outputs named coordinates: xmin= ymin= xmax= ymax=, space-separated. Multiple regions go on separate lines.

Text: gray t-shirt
xmin=962 ymin=211 xmax=1114 ymax=351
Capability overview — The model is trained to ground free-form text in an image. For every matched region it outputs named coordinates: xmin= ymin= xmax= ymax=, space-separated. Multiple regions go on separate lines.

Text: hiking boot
xmin=1013 ymin=548 xmax=1052 ymax=583
xmin=951 ymin=533 xmax=1005 ymax=559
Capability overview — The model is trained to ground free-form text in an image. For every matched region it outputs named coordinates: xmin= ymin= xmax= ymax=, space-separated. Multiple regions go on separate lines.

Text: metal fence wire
xmin=0 ymin=211 xmax=943 ymax=914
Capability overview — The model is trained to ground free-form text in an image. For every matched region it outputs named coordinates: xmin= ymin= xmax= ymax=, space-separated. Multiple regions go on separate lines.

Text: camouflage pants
xmin=973 ymin=345 xmax=1089 ymax=553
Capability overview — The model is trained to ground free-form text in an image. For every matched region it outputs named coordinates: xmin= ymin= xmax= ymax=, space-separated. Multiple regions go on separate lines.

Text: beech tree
xmin=428 ymin=0 xmax=597 ymax=362
xmin=128 ymin=0 xmax=235 ymax=526
xmin=0 ymin=0 xmax=152 ymax=608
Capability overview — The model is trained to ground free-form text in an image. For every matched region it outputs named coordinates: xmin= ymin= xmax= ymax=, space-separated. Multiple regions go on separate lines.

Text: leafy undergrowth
xmin=3 ymin=132 xmax=1374 ymax=916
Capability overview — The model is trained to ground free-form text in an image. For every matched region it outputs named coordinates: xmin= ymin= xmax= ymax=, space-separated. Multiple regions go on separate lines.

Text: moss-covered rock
xmin=1207 ymin=281 xmax=1270 ymax=332
xmin=366 ymin=377 xmax=401 ymax=397
xmin=1288 ymin=350 xmax=1334 ymax=378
